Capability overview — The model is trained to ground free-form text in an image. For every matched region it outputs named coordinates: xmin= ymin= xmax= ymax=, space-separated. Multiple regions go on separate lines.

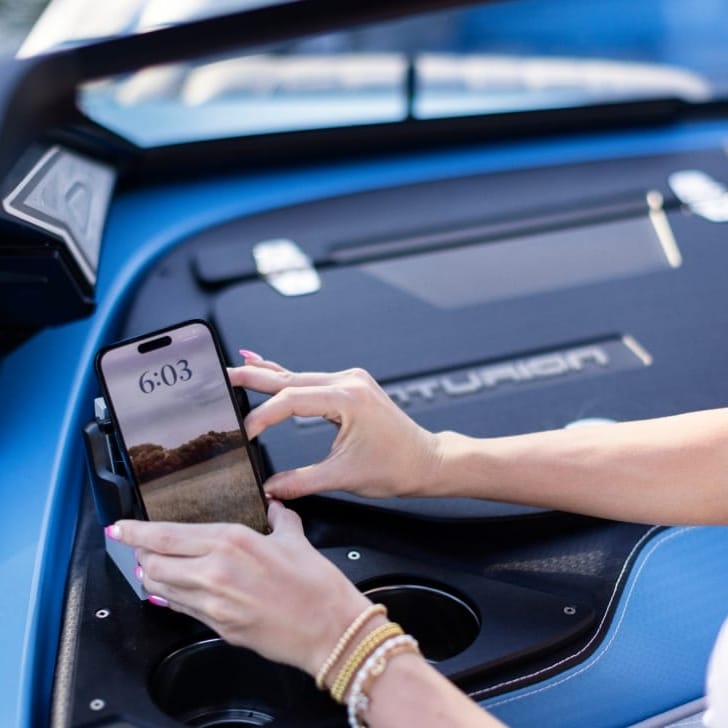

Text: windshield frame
xmin=3 ymin=0 xmax=728 ymax=187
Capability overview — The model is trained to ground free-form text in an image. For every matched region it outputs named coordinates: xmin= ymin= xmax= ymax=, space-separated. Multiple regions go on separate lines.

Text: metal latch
xmin=252 ymin=238 xmax=321 ymax=296
xmin=668 ymin=170 xmax=728 ymax=222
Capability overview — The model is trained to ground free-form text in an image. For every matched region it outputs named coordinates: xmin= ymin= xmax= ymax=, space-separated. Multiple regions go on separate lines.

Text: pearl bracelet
xmin=346 ymin=634 xmax=420 ymax=728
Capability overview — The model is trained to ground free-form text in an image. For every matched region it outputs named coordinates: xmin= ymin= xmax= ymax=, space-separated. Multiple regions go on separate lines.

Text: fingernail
xmin=134 ymin=565 xmax=144 ymax=582
xmin=148 ymin=595 xmax=169 ymax=607
xmin=239 ymin=349 xmax=263 ymax=362
xmin=104 ymin=524 xmax=121 ymax=541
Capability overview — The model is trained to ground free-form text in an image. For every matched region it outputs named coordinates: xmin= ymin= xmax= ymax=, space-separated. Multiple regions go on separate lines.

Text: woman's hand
xmin=110 ymin=501 xmax=372 ymax=677
xmin=229 ymin=358 xmax=442 ymax=500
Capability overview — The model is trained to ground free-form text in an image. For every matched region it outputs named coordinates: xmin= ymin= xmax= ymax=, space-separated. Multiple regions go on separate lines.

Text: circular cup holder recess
xmin=149 ymin=637 xmax=329 ymax=727
xmin=362 ymin=580 xmax=480 ymax=662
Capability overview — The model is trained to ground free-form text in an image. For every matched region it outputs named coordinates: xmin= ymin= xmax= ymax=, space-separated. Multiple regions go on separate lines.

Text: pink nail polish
xmin=104 ymin=524 xmax=121 ymax=541
xmin=134 ymin=565 xmax=144 ymax=582
xmin=148 ymin=595 xmax=169 ymax=608
xmin=239 ymin=349 xmax=263 ymax=362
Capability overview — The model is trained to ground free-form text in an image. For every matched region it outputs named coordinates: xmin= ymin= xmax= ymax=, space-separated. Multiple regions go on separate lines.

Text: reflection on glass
xmin=16 ymin=0 xmax=728 ymax=144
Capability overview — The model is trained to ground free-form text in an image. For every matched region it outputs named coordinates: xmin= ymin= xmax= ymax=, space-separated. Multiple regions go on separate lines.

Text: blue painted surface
xmin=482 ymin=526 xmax=728 ymax=726
xmin=3 ymin=119 xmax=728 ymax=726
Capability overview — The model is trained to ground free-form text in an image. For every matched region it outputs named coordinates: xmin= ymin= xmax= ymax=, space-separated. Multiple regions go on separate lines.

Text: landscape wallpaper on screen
xmin=101 ymin=324 xmax=268 ymax=531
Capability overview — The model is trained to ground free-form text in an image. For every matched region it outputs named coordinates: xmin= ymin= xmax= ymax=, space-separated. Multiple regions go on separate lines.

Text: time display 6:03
xmin=139 ymin=359 xmax=192 ymax=393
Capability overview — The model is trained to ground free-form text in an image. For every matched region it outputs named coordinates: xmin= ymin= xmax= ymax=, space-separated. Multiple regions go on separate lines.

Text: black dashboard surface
xmin=124 ymin=145 xmax=728 ymax=521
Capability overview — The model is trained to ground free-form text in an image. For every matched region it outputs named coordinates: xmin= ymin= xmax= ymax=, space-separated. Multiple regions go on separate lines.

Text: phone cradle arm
xmin=83 ymin=396 xmax=147 ymax=599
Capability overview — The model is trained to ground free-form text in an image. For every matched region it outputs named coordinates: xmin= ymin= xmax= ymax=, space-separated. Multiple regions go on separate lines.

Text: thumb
xmin=266 ymin=499 xmax=303 ymax=535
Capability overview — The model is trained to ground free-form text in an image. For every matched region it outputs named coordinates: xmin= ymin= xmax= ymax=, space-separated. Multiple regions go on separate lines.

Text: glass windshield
xmin=19 ymin=0 xmax=728 ymax=147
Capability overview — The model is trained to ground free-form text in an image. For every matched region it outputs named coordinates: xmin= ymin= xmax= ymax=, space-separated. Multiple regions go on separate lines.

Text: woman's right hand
xmin=228 ymin=358 xmax=442 ymax=501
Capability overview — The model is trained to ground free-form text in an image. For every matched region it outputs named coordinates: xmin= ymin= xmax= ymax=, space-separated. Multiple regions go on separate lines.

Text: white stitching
xmin=470 ymin=524 xmax=680 ymax=703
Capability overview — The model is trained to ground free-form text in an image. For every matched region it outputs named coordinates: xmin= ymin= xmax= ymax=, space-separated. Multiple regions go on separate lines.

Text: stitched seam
xmin=470 ymin=524 xmax=681 ymax=703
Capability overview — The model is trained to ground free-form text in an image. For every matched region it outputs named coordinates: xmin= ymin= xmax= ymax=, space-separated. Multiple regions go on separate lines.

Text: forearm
xmin=428 ymin=409 xmax=728 ymax=525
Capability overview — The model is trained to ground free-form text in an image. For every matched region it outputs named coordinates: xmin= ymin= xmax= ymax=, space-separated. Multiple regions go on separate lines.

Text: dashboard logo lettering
xmin=385 ymin=346 xmax=609 ymax=406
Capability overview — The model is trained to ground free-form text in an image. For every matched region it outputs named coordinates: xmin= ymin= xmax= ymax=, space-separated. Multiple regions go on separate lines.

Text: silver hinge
xmin=252 ymin=238 xmax=321 ymax=296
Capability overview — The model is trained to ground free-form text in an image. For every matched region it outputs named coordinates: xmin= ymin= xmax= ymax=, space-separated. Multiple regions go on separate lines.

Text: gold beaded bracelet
xmin=330 ymin=622 xmax=404 ymax=704
xmin=315 ymin=604 xmax=387 ymax=691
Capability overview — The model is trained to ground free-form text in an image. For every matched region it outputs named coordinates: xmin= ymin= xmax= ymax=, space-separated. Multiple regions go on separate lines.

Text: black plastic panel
xmin=57 ymin=484 xmax=644 ymax=728
xmin=123 ymin=145 xmax=728 ymax=521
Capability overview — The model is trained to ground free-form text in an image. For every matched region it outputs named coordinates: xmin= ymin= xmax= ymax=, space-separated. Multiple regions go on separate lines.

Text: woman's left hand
xmin=109 ymin=500 xmax=372 ymax=677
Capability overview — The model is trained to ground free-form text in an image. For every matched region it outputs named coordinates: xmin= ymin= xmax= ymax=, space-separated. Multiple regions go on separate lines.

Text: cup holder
xmin=149 ymin=581 xmax=480 ymax=725
xmin=362 ymin=580 xmax=480 ymax=662
xmin=149 ymin=637 xmax=330 ymax=727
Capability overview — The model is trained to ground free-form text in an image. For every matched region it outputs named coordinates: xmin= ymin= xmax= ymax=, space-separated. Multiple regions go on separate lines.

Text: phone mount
xmin=82 ymin=388 xmax=266 ymax=599
xmin=83 ymin=396 xmax=148 ymax=598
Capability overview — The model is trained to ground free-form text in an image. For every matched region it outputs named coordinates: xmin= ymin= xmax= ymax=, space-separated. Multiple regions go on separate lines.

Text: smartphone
xmin=95 ymin=319 xmax=269 ymax=532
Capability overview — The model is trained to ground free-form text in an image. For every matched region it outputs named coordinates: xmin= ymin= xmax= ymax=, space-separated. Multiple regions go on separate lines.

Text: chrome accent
xmin=252 ymin=238 xmax=321 ymax=296
xmin=294 ymin=339 xmax=650 ymax=427
xmin=647 ymin=190 xmax=682 ymax=267
xmin=668 ymin=169 xmax=728 ymax=222
xmin=384 ymin=344 xmax=615 ymax=408
xmin=622 ymin=334 xmax=653 ymax=366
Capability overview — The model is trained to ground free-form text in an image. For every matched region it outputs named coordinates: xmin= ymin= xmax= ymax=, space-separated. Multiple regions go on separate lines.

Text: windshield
xmin=18 ymin=0 xmax=728 ymax=147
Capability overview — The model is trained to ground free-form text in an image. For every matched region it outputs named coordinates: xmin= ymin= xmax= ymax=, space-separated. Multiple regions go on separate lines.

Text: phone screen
xmin=97 ymin=321 xmax=268 ymax=532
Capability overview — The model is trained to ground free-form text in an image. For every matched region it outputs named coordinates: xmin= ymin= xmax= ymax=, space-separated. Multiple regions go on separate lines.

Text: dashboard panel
xmin=4 ymin=121 xmax=728 ymax=727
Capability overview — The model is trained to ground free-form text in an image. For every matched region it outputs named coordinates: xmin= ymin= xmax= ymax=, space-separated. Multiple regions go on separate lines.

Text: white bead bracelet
xmin=346 ymin=634 xmax=420 ymax=728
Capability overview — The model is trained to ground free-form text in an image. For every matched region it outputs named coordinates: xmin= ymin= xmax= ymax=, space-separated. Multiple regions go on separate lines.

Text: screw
xmin=563 ymin=606 xmax=577 ymax=616
xmin=89 ymin=699 xmax=105 ymax=711
xmin=347 ymin=550 xmax=361 ymax=561
xmin=95 ymin=609 xmax=110 ymax=619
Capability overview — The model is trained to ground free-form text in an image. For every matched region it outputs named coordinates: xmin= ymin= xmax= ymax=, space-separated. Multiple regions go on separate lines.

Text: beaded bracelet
xmin=347 ymin=634 xmax=420 ymax=728
xmin=315 ymin=603 xmax=387 ymax=690
xmin=329 ymin=622 xmax=404 ymax=704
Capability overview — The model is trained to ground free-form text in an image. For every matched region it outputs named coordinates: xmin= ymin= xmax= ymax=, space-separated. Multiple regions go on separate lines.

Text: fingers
xmin=244 ymin=385 xmax=348 ymax=439
xmin=231 ymin=356 xmax=286 ymax=374
xmin=138 ymin=552 xmax=206 ymax=593
xmin=140 ymin=567 xmax=227 ymax=626
xmin=229 ymin=365 xmax=343 ymax=398
xmin=267 ymin=498 xmax=306 ymax=534
xmin=110 ymin=520 xmax=231 ymax=556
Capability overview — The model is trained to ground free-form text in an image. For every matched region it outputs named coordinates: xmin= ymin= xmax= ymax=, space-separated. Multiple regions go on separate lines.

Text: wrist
xmin=419 ymin=430 xmax=469 ymax=498
xmin=304 ymin=590 xmax=374 ymax=679
xmin=328 ymin=616 xmax=400 ymax=702
xmin=425 ymin=430 xmax=502 ymax=500
xmin=399 ymin=429 xmax=455 ymax=498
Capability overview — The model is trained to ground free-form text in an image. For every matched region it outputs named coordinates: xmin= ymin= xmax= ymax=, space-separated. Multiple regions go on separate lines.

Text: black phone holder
xmin=82 ymin=387 xmax=265 ymax=599
xmin=82 ymin=395 xmax=150 ymax=599
xmin=83 ymin=396 xmax=141 ymax=526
